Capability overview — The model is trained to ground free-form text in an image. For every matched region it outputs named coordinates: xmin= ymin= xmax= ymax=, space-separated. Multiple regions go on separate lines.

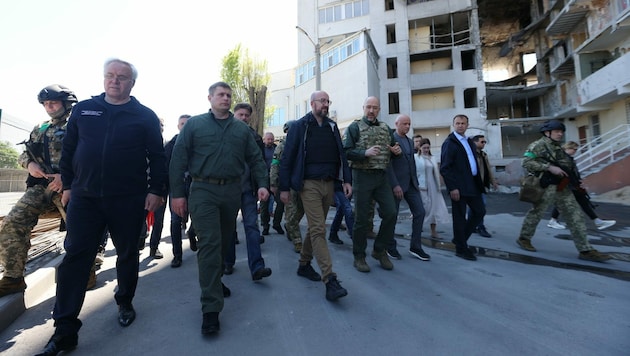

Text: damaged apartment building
xmin=267 ymin=0 xmax=630 ymax=191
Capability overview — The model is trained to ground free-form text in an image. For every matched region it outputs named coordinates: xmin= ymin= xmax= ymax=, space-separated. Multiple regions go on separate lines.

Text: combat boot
xmin=0 ymin=277 xmax=27 ymax=298
xmin=516 ymin=238 xmax=537 ymax=252
xmin=86 ymin=269 xmax=97 ymax=290
xmin=353 ymin=257 xmax=370 ymax=273
xmin=579 ymin=250 xmax=612 ymax=262
xmin=371 ymin=250 xmax=394 ymax=270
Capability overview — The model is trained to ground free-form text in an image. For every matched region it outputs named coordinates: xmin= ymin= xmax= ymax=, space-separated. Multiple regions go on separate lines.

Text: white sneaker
xmin=547 ymin=219 xmax=566 ymax=230
xmin=595 ymin=219 xmax=616 ymax=230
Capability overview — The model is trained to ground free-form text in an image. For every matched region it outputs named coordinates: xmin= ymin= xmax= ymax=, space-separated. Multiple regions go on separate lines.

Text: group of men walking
xmin=0 ymin=56 xmax=615 ymax=355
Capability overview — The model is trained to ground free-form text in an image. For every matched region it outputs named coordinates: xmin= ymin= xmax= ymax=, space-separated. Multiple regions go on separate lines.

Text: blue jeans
xmin=331 ymin=191 xmax=353 ymax=238
xmin=224 ymin=190 xmax=265 ymax=275
xmin=169 ymin=199 xmax=184 ymax=259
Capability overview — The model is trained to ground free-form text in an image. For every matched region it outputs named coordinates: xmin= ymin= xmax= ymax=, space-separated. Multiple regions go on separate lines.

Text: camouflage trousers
xmin=284 ymin=189 xmax=303 ymax=246
xmin=519 ymin=184 xmax=592 ymax=252
xmin=0 ymin=185 xmax=60 ymax=278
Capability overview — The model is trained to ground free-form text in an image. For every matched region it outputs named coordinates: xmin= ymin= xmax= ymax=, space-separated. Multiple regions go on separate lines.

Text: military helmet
xmin=540 ymin=120 xmax=565 ymax=133
xmin=283 ymin=120 xmax=295 ymax=133
xmin=37 ymin=84 xmax=78 ymax=104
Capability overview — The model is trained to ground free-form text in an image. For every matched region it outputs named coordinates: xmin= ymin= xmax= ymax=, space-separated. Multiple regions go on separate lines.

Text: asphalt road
xmin=1 ymin=192 xmax=629 ymax=355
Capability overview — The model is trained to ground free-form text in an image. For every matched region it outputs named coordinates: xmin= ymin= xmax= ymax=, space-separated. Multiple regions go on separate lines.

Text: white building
xmin=268 ymin=0 xmax=489 ymax=158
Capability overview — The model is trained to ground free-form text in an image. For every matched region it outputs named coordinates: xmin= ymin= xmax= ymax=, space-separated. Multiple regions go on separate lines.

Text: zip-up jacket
xmin=60 ymin=93 xmax=167 ymax=198
xmin=279 ymin=112 xmax=351 ymax=192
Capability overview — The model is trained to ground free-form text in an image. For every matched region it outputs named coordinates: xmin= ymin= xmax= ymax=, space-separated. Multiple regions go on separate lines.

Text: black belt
xmin=192 ymin=177 xmax=239 ymax=185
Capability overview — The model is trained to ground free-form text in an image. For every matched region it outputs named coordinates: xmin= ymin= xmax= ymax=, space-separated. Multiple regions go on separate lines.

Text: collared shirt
xmin=454 ymin=131 xmax=478 ymax=176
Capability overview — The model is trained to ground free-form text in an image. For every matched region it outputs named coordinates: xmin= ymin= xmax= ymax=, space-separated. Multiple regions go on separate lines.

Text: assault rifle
xmin=554 ymin=162 xmax=596 ymax=210
xmin=18 ymin=140 xmax=67 ymax=221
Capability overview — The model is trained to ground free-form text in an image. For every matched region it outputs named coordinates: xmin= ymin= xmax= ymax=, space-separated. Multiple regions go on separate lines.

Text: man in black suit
xmin=440 ymin=114 xmax=485 ymax=261
xmin=386 ymin=114 xmax=429 ymax=261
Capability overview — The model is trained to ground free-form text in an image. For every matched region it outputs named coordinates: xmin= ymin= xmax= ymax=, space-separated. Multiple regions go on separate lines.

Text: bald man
xmin=343 ymin=96 xmax=402 ymax=273
xmin=386 ymin=114 xmax=430 ymax=261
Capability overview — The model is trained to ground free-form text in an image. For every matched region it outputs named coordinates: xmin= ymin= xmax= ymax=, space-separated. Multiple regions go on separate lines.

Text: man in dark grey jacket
xmin=386 ymin=114 xmax=429 ymax=261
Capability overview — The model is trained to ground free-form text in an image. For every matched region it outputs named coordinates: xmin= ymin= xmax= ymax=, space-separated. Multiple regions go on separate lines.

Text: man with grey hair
xmin=36 ymin=58 xmax=167 ymax=355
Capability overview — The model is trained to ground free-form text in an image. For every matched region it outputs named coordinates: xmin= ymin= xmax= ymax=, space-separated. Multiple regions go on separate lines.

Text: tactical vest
xmin=349 ymin=119 xmax=391 ymax=170
xmin=38 ymin=121 xmax=67 ymax=173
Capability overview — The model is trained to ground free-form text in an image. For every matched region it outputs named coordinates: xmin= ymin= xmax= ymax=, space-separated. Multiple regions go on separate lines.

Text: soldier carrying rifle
xmin=515 ymin=120 xmax=611 ymax=262
xmin=0 ymin=84 xmax=83 ymax=298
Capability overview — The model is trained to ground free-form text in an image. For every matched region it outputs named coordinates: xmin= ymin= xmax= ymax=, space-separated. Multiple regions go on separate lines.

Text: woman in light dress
xmin=415 ymin=138 xmax=450 ymax=239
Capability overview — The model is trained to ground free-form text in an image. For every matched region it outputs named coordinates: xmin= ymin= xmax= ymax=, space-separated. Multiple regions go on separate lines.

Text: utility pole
xmin=296 ymin=25 xmax=321 ymax=91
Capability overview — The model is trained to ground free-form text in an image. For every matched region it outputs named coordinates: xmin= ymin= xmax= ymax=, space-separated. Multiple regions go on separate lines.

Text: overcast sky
xmin=0 ymin=0 xmax=297 ymax=141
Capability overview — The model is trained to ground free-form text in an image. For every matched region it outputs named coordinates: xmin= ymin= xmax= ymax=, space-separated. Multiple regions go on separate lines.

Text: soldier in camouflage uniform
xmin=516 ymin=120 xmax=611 ymax=262
xmin=270 ymin=120 xmax=303 ymax=253
xmin=343 ymin=96 xmax=402 ymax=272
xmin=0 ymin=85 xmax=80 ymax=298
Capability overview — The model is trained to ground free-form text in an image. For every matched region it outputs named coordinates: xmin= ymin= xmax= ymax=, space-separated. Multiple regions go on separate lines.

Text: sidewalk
xmin=392 ymin=192 xmax=630 ymax=279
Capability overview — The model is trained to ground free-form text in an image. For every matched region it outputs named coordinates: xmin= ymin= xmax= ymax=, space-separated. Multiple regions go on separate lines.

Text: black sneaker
xmin=409 ymin=247 xmax=431 ymax=261
xmin=387 ymin=248 xmax=402 ymax=260
xmin=201 ymin=312 xmax=220 ymax=335
xmin=297 ymin=263 xmax=321 ymax=281
xmin=262 ymin=227 xmax=270 ymax=236
xmin=325 ymin=276 xmax=348 ymax=301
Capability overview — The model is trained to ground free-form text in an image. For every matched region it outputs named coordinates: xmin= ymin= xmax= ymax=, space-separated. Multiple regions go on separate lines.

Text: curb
xmin=0 ymin=254 xmax=63 ymax=332
xmin=396 ymin=234 xmax=630 ymax=281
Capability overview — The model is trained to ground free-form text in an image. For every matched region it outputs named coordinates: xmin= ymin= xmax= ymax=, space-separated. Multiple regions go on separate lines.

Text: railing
xmin=575 ymin=124 xmax=630 ymax=174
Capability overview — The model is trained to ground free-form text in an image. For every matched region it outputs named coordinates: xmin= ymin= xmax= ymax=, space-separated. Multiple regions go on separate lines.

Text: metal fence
xmin=0 ymin=169 xmax=27 ymax=192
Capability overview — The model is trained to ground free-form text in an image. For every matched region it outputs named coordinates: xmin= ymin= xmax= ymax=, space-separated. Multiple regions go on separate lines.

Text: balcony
xmin=577 ymin=54 xmax=630 ymax=106
xmin=550 ymin=53 xmax=576 ymax=77
xmin=546 ymin=0 xmax=591 ymax=36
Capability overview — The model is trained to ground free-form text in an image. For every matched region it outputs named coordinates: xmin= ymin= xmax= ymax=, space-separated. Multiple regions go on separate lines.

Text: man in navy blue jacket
xmin=279 ymin=91 xmax=352 ymax=302
xmin=36 ymin=58 xmax=167 ymax=356
xmin=440 ymin=114 xmax=485 ymax=261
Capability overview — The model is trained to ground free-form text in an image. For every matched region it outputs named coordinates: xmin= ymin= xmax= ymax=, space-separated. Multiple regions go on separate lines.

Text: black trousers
xmin=52 ymin=194 xmax=145 ymax=335
xmin=450 ymin=194 xmax=485 ymax=252
xmin=551 ymin=189 xmax=597 ymax=220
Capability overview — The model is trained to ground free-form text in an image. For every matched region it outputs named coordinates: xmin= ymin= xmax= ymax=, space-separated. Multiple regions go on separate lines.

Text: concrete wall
xmin=583 ymin=154 xmax=630 ymax=195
